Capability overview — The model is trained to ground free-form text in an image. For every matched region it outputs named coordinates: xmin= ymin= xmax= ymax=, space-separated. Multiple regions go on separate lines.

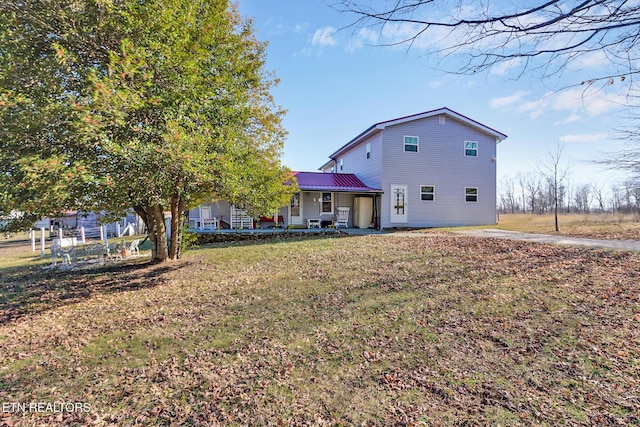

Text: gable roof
xmin=327 ymin=107 xmax=508 ymax=160
xmin=293 ymin=171 xmax=382 ymax=193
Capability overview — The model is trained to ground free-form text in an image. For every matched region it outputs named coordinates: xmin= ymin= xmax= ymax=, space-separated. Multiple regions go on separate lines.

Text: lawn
xmin=1 ymin=231 xmax=639 ymax=425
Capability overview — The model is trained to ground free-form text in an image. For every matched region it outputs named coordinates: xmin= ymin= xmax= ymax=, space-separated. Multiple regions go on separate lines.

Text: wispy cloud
xmin=293 ymin=23 xmax=309 ymax=33
xmin=516 ymin=87 xmax=626 ymax=121
xmin=489 ymin=58 xmax=525 ymax=76
xmin=555 ymin=112 xmax=582 ymax=125
xmin=490 ymin=90 xmax=530 ymax=108
xmin=346 ymin=27 xmax=378 ymax=53
xmin=312 ymin=26 xmax=338 ymax=47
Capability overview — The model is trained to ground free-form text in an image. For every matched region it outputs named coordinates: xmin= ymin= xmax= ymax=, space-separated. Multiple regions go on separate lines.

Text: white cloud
xmin=379 ymin=21 xmax=451 ymax=50
xmin=293 ymin=23 xmax=309 ymax=33
xmin=516 ymin=87 xmax=626 ymax=121
xmin=555 ymin=112 xmax=582 ymax=125
xmin=559 ymin=133 xmax=610 ymax=143
xmin=312 ymin=26 xmax=338 ymax=47
xmin=490 ymin=90 xmax=530 ymax=108
xmin=489 ymin=58 xmax=524 ymax=76
xmin=346 ymin=27 xmax=378 ymax=53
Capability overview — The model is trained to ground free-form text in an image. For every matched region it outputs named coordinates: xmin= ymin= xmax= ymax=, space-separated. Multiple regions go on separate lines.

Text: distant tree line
xmin=499 ymin=173 xmax=640 ymax=215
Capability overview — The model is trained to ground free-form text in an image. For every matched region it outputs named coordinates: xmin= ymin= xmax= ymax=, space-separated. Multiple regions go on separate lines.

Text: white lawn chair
xmin=335 ymin=207 xmax=350 ymax=228
xmin=129 ymin=239 xmax=140 ymax=256
xmin=50 ymin=243 xmax=75 ymax=266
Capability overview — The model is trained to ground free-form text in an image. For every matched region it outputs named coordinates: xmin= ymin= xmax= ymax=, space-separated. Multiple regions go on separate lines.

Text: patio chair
xmin=129 ymin=239 xmax=140 ymax=256
xmin=50 ymin=243 xmax=75 ymax=266
xmin=335 ymin=207 xmax=350 ymax=228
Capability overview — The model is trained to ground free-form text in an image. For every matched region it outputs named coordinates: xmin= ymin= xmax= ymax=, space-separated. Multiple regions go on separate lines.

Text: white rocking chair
xmin=335 ymin=207 xmax=350 ymax=228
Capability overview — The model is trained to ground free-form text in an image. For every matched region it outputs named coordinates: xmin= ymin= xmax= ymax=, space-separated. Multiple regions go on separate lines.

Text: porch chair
xmin=335 ymin=207 xmax=350 ymax=228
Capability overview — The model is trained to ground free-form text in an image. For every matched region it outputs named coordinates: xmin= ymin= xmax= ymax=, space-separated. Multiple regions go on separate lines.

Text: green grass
xmin=1 ymin=232 xmax=639 ymax=425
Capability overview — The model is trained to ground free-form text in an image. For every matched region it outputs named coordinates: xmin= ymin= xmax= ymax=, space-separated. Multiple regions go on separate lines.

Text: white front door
xmin=390 ymin=185 xmax=408 ymax=223
xmin=289 ymin=193 xmax=303 ymax=225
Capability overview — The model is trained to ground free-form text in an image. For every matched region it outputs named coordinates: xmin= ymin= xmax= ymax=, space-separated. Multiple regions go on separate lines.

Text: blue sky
xmin=238 ymin=1 xmax=631 ymax=196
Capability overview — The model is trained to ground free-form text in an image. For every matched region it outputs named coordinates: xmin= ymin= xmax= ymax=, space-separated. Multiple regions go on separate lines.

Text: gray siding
xmin=188 ymin=201 xmax=232 ymax=227
xmin=298 ymin=192 xmax=355 ymax=227
xmin=380 ymin=115 xmax=497 ymax=228
xmin=335 ymin=131 xmax=383 ymax=189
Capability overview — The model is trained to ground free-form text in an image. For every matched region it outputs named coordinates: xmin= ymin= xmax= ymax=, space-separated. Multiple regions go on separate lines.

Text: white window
xmin=321 ymin=192 xmax=333 ymax=214
xmin=464 ymin=141 xmax=478 ymax=157
xmin=420 ymin=185 xmax=435 ymax=201
xmin=366 ymin=143 xmax=371 ymax=159
xmin=339 ymin=158 xmax=344 ymax=171
xmin=465 ymin=187 xmax=478 ymax=202
xmin=404 ymin=136 xmax=419 ymax=152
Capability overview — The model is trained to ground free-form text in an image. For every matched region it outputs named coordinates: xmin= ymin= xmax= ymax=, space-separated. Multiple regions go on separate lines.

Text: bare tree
xmin=610 ymin=184 xmax=621 ymax=212
xmin=538 ymin=143 xmax=571 ymax=231
xmin=499 ymin=177 xmax=519 ymax=213
xmin=597 ymin=105 xmax=640 ymax=183
xmin=337 ymin=1 xmax=640 ymax=89
xmin=574 ymin=183 xmax=592 ymax=212
xmin=592 ymin=183 xmax=607 ymax=212
xmin=524 ymin=172 xmax=542 ymax=213
xmin=516 ymin=172 xmax=528 ymax=213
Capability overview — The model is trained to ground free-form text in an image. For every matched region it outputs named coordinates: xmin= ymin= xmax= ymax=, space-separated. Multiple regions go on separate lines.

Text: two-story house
xmin=189 ymin=107 xmax=507 ymax=230
xmin=319 ymin=107 xmax=507 ymax=228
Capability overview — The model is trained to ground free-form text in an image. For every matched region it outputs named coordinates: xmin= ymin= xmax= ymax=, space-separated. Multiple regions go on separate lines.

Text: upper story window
xmin=339 ymin=158 xmax=344 ymax=171
xmin=366 ymin=143 xmax=371 ymax=159
xmin=420 ymin=185 xmax=435 ymax=201
xmin=404 ymin=136 xmax=419 ymax=153
xmin=464 ymin=141 xmax=478 ymax=157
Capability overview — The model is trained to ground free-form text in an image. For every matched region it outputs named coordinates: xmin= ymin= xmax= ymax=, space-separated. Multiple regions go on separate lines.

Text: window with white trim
xmin=339 ymin=158 xmax=344 ymax=171
xmin=464 ymin=141 xmax=478 ymax=157
xmin=366 ymin=143 xmax=371 ymax=159
xmin=404 ymin=136 xmax=419 ymax=152
xmin=465 ymin=187 xmax=478 ymax=202
xmin=420 ymin=185 xmax=435 ymax=201
xmin=321 ymin=192 xmax=333 ymax=214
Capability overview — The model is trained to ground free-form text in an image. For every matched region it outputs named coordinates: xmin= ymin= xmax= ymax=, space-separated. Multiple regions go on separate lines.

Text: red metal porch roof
xmin=293 ymin=172 xmax=382 ymax=193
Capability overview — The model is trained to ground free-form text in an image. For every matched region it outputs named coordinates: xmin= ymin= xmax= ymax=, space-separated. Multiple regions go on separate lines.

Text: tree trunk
xmin=134 ymin=204 xmax=169 ymax=263
xmin=168 ymin=195 xmax=185 ymax=260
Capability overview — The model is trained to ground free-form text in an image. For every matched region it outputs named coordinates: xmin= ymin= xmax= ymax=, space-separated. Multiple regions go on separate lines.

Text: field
xmin=1 ymin=218 xmax=639 ymax=425
xmin=495 ymin=213 xmax=640 ymax=240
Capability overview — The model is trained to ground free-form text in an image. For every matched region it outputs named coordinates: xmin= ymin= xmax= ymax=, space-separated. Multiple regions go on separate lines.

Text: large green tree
xmin=0 ymin=0 xmax=295 ymax=262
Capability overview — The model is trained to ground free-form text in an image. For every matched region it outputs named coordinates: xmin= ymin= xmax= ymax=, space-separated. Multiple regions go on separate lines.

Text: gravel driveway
xmin=454 ymin=229 xmax=640 ymax=252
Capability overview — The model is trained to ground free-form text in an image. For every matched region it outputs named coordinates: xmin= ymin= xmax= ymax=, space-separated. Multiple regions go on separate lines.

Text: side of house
xmin=322 ymin=108 xmax=507 ymax=228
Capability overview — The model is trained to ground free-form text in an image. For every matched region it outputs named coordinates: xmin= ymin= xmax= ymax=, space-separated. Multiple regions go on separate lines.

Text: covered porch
xmin=188 ymin=172 xmax=383 ymax=232
xmin=288 ymin=172 xmax=383 ymax=230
